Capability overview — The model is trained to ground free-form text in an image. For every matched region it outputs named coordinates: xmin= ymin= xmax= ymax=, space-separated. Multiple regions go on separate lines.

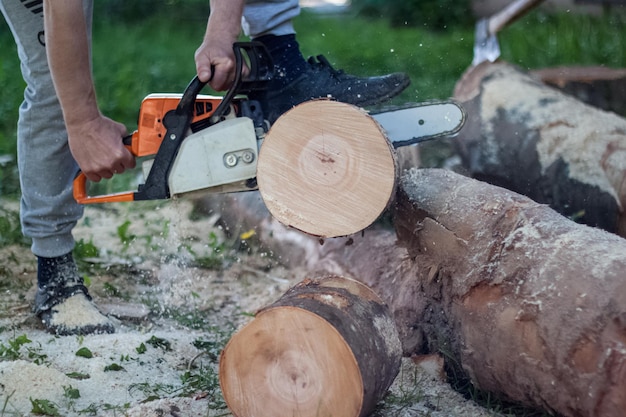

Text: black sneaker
xmin=252 ymin=55 xmax=410 ymax=124
xmin=34 ymin=256 xmax=115 ymax=336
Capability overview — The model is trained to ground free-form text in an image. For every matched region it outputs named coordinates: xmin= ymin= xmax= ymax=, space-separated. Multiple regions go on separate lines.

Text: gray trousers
xmin=0 ymin=0 xmax=298 ymax=259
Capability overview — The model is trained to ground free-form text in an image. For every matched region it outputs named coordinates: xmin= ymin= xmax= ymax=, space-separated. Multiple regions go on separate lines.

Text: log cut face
xmin=219 ymin=275 xmax=402 ymax=417
xmin=453 ymin=62 xmax=626 ymax=236
xmin=393 ymin=168 xmax=626 ymax=417
xmin=257 ymin=99 xmax=397 ymax=238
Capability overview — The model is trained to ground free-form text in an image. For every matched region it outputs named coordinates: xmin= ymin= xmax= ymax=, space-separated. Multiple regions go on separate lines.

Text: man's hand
xmin=195 ymin=37 xmax=237 ymax=91
xmin=67 ymin=115 xmax=136 ymax=182
xmin=195 ymin=0 xmax=245 ymax=90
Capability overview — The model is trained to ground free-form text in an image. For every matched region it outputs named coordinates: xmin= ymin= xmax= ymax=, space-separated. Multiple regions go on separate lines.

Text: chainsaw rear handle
xmin=73 ymin=41 xmax=273 ymax=205
xmin=73 ymin=172 xmax=136 ymax=204
xmin=72 ymin=139 xmax=137 ymax=204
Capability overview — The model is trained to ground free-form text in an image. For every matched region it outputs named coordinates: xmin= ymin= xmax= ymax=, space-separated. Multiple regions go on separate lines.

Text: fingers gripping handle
xmin=72 ymin=139 xmax=137 ymax=204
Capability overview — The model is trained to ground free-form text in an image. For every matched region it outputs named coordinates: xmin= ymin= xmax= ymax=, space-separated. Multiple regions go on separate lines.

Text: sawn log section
xmin=219 ymin=275 xmax=402 ymax=417
xmin=257 ymin=99 xmax=397 ymax=238
xmin=198 ymin=168 xmax=626 ymax=417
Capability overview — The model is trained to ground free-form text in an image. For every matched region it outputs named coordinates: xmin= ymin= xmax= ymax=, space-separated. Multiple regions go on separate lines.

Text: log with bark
xmin=219 ymin=275 xmax=402 ymax=417
xmin=198 ymin=168 xmax=626 ymax=417
xmin=530 ymin=66 xmax=626 ymax=117
xmin=453 ymin=61 xmax=626 ymax=237
xmin=388 ymin=168 xmax=626 ymax=417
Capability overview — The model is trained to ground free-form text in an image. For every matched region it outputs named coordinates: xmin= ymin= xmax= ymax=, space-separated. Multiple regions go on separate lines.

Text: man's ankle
xmin=37 ymin=252 xmax=77 ymax=289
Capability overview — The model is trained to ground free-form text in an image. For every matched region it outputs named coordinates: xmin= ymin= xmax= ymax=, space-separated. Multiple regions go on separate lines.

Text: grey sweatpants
xmin=0 ymin=0 xmax=92 ymax=258
xmin=243 ymin=0 xmax=299 ymax=38
xmin=0 ymin=0 xmax=298 ymax=259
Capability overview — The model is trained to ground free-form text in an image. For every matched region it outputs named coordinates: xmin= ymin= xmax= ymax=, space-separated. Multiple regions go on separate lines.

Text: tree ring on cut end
xmin=257 ymin=100 xmax=397 ymax=238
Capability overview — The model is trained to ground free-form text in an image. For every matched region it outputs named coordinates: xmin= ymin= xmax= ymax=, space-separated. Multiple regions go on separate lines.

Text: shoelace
xmin=307 ymin=55 xmax=345 ymax=78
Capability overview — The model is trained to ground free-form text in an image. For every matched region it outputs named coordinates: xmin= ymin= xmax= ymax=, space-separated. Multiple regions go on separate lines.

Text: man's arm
xmin=43 ymin=0 xmax=135 ymax=182
xmin=195 ymin=0 xmax=245 ymax=90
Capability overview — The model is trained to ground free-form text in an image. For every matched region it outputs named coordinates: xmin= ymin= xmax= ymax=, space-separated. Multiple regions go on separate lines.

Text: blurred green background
xmin=1 ymin=1 xmax=625 ymax=198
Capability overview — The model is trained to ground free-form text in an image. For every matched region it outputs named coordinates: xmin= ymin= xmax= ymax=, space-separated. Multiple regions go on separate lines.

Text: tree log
xmin=453 ymin=61 xmax=626 ymax=237
xmin=257 ymin=99 xmax=397 ymax=238
xmin=219 ymin=275 xmax=402 ymax=417
xmin=199 ymin=168 xmax=626 ymax=417
xmin=530 ymin=66 xmax=626 ymax=117
xmin=283 ymin=169 xmax=626 ymax=417
xmin=389 ymin=168 xmax=626 ymax=417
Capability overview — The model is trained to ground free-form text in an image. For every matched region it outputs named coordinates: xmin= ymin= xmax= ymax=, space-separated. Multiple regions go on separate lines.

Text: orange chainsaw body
xmin=73 ymin=93 xmax=243 ymax=204
xmin=129 ymin=93 xmax=229 ymax=157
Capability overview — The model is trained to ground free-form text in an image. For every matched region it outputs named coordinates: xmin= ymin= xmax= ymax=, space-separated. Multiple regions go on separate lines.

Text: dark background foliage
xmin=350 ymin=0 xmax=474 ymax=29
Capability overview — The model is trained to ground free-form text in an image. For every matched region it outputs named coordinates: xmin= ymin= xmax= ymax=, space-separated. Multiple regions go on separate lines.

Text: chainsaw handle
xmin=176 ymin=76 xmax=208 ymax=117
xmin=177 ymin=42 xmax=273 ymax=121
xmin=211 ymin=41 xmax=274 ymax=121
xmin=73 ymin=139 xmax=137 ymax=204
xmin=211 ymin=44 xmax=246 ymax=121
xmin=73 ymin=172 xmax=135 ymax=204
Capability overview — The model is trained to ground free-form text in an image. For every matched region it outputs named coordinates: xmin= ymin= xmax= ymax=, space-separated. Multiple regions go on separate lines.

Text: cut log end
xmin=220 ymin=275 xmax=402 ymax=417
xmin=257 ymin=99 xmax=397 ymax=238
xmin=220 ymin=306 xmax=363 ymax=417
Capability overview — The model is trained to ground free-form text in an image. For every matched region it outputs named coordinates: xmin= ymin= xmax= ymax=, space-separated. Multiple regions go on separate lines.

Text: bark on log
xmin=257 ymin=99 xmax=397 ymax=238
xmin=453 ymin=61 xmax=626 ymax=237
xmin=390 ymin=169 xmax=626 ymax=417
xmin=219 ymin=275 xmax=402 ymax=417
xmin=531 ymin=66 xmax=626 ymax=117
xmin=199 ymin=168 xmax=626 ymax=417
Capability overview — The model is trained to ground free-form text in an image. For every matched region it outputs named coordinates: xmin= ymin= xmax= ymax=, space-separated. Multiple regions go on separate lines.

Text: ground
xmin=0 ymin=198 xmax=502 ymax=417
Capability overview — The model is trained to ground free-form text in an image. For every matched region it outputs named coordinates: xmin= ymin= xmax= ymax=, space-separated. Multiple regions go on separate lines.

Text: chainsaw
xmin=74 ymin=42 xmax=465 ymax=208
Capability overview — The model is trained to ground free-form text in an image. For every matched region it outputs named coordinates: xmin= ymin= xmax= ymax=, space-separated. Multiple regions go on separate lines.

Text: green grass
xmin=296 ymin=10 xmax=472 ymax=103
xmin=501 ymin=11 xmax=626 ymax=69
xmin=296 ymin=9 xmax=626 ymax=101
xmin=90 ymin=17 xmax=207 ymax=126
